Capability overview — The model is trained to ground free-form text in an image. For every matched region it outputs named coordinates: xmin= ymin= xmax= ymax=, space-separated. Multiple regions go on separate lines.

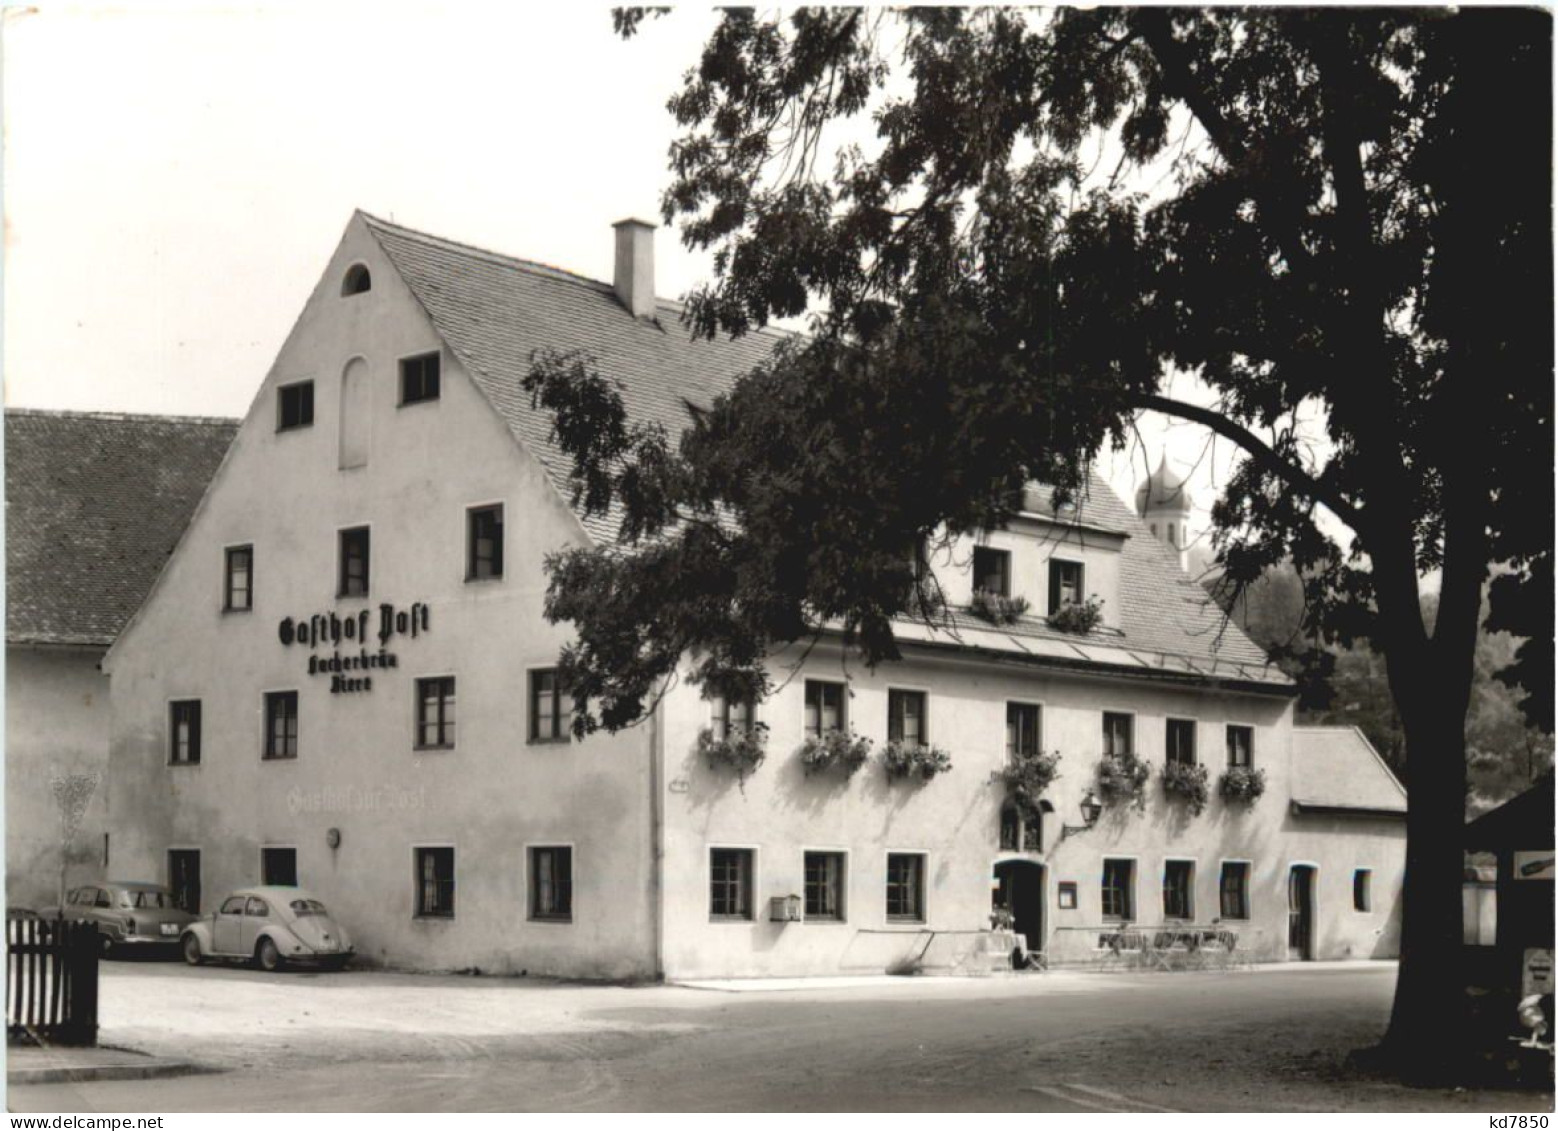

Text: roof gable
xmin=6 ymin=409 xmax=238 ymax=646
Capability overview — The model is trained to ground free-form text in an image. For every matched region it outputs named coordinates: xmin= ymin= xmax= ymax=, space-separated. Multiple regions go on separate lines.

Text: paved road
xmin=9 ymin=961 xmax=1552 ymax=1112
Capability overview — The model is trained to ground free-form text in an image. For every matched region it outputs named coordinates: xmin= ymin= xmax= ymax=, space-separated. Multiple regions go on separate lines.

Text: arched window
xmin=1168 ymin=522 xmax=1176 ymax=545
xmin=341 ymin=264 xmax=371 ymax=296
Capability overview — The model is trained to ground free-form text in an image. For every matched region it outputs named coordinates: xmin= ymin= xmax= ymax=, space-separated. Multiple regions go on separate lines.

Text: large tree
xmin=526 ymin=8 xmax=1552 ymax=1075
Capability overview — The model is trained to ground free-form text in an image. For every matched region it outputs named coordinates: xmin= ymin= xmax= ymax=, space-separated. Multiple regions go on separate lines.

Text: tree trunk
xmin=1378 ymin=676 xmax=1475 ymax=1077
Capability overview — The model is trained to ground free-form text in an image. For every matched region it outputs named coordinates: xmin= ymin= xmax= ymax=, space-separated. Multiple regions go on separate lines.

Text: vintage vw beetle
xmin=180 ymin=886 xmax=353 ymax=971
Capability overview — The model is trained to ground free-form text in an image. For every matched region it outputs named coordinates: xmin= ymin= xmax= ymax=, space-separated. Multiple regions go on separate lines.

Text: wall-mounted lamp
xmin=326 ymin=827 xmax=342 ymax=850
xmin=1058 ymin=790 xmax=1104 ymax=842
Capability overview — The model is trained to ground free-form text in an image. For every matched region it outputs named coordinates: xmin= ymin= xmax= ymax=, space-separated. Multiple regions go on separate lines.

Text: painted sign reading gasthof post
xmin=276 ymin=602 xmax=431 ymax=694
xmin=1514 ymin=851 xmax=1556 ymax=881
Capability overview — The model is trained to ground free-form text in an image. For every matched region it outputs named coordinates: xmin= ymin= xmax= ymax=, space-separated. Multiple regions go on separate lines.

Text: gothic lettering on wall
xmin=277 ymin=603 xmax=430 ymax=695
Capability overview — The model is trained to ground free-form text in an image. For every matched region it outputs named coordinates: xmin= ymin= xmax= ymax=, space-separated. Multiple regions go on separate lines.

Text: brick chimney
xmin=612 ymin=218 xmax=657 ymax=320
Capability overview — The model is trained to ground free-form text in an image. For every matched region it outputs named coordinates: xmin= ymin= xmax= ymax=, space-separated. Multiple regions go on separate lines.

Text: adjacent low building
xmin=103 ymin=212 xmax=1407 ymax=978
xmin=6 ymin=409 xmax=237 ymax=908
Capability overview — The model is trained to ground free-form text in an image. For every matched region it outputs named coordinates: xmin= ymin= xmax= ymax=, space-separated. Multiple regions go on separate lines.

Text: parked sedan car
xmin=180 ymin=886 xmax=353 ymax=971
xmin=56 ymin=882 xmax=195 ymax=954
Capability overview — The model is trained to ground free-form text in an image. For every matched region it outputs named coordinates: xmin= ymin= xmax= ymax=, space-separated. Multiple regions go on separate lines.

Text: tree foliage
xmin=533 ymin=8 xmax=1549 ymax=744
xmin=522 ymin=8 xmax=1551 ymax=1073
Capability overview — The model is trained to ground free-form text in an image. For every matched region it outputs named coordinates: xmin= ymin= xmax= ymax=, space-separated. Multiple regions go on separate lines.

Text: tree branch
xmin=1132 ymin=392 xmax=1364 ymax=532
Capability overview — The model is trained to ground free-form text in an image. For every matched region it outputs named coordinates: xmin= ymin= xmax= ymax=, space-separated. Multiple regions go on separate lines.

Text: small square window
xmin=1103 ymin=712 xmax=1134 ymax=758
xmin=1048 ymin=559 xmax=1084 ymax=611
xmin=224 ymin=545 xmax=253 ymax=612
xmin=1353 ymin=869 xmax=1372 ymax=913
xmin=415 ymin=676 xmax=456 ymax=750
xmin=1226 ymin=725 xmax=1254 ymax=768
xmin=1057 ymin=882 xmax=1078 ymax=910
xmin=804 ymin=680 xmax=846 ymax=738
xmin=467 ymin=505 xmax=504 ymax=581
xmin=169 ymin=700 xmax=202 ymax=765
xmin=262 ymin=847 xmax=297 ymax=887
xmin=400 ymin=353 xmax=441 ymax=405
xmin=804 ymin=851 xmax=845 ymax=922
xmin=530 ymin=670 xmax=573 ymax=742
xmin=530 ymin=846 xmax=573 ymax=922
xmin=1219 ymin=862 xmax=1250 ymax=920
xmin=277 ymin=380 xmax=314 ymax=431
xmin=415 ymin=846 xmax=455 ymax=918
xmin=710 ymin=848 xmax=753 ymax=920
xmin=887 ymin=690 xmax=926 ymax=748
xmin=1163 ymin=860 xmax=1194 ymax=920
xmin=1102 ymin=858 xmax=1135 ymax=921
xmin=1166 ymin=719 xmax=1196 ymax=766
xmin=339 ymin=527 xmax=370 ymax=598
xmin=886 ymin=853 xmax=925 ymax=922
xmin=973 ymin=546 xmax=1011 ymax=597
xmin=264 ymin=691 xmax=299 ymax=760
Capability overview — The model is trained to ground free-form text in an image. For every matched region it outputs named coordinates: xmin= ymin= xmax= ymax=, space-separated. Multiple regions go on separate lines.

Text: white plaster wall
xmin=6 ymin=645 xmax=110 ymax=908
xmin=658 ymin=640 xmax=1399 ymax=978
xmin=105 ymin=217 xmax=656 ymax=978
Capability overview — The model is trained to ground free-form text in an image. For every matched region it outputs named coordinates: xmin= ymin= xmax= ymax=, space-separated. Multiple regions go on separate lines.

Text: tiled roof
xmin=364 ymin=213 xmax=1282 ymax=684
xmin=6 ymin=409 xmax=238 ymax=646
xmin=1291 ymin=726 xmax=1408 ymax=812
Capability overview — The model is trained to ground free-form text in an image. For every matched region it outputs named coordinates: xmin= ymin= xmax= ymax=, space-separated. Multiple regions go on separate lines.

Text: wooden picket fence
xmin=6 ymin=918 xmax=99 ymax=1046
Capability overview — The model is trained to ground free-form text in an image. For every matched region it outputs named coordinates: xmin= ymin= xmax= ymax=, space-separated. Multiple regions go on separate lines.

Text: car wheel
xmin=181 ymin=933 xmax=203 ymax=966
xmin=256 ymin=937 xmax=284 ymax=973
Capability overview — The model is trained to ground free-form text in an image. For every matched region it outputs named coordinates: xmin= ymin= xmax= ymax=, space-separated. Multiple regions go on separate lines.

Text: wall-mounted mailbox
xmin=769 ymin=894 xmax=803 ymax=923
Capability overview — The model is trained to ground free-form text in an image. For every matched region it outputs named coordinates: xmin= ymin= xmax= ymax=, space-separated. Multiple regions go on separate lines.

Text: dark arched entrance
xmin=1288 ymin=864 xmax=1317 ymax=960
xmin=994 ymin=859 xmax=1046 ymax=955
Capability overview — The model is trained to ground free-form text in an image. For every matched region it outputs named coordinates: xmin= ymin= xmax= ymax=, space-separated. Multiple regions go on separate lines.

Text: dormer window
xmin=341 ymin=264 xmax=371 ymax=296
xmin=973 ymin=547 xmax=1011 ymax=597
xmin=1049 ymin=559 xmax=1084 ymax=611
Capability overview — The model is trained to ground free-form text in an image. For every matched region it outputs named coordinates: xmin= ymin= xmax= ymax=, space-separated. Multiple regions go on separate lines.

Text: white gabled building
xmin=104 ymin=212 xmax=1406 ymax=978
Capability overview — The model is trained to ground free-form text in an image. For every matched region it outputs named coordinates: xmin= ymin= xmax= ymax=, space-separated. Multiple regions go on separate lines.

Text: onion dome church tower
xmin=1136 ymin=453 xmax=1193 ymax=571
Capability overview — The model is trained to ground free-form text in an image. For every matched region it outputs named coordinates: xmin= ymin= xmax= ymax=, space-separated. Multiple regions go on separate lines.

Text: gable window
xmin=224 ymin=546 xmax=253 ymax=612
xmin=467 ymin=505 xmax=504 ymax=581
xmin=1226 ymin=724 xmax=1254 ymax=768
xmin=1048 ymin=558 xmax=1084 ymax=611
xmin=973 ymin=546 xmax=1011 ymax=597
xmin=530 ymin=669 xmax=572 ymax=742
xmin=709 ymin=848 xmax=753 ymax=920
xmin=1353 ymin=869 xmax=1372 ymax=912
xmin=338 ymin=527 xmax=370 ymax=598
xmin=169 ymin=700 xmax=201 ymax=766
xmin=710 ymin=695 xmax=754 ymax=741
xmin=414 ymin=846 xmax=455 ymax=918
xmin=261 ymin=847 xmax=297 ymax=887
xmin=264 ymin=691 xmax=299 ymax=760
xmin=886 ymin=853 xmax=926 ymax=922
xmin=804 ymin=851 xmax=845 ymax=922
xmin=1007 ymin=702 xmax=1041 ymax=759
xmin=1163 ymin=860 xmax=1194 ymax=920
xmin=415 ymin=676 xmax=456 ymax=750
xmin=887 ymin=689 xmax=926 ymax=748
xmin=1219 ymin=861 xmax=1250 ymax=920
xmin=341 ymin=264 xmax=371 ymax=296
xmin=1102 ymin=858 xmax=1135 ymax=921
xmin=277 ymin=380 xmax=314 ymax=431
xmin=1103 ymin=712 xmax=1134 ymax=758
xmin=804 ymin=679 xmax=846 ymax=738
xmin=400 ymin=352 xmax=441 ymax=405
xmin=1166 ymin=719 xmax=1196 ymax=766
xmin=530 ymin=846 xmax=573 ymax=922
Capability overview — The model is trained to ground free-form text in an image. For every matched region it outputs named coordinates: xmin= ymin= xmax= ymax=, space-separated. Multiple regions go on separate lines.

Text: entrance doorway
xmin=994 ymin=860 xmax=1046 ymax=955
xmin=168 ymin=849 xmax=201 ymax=915
xmin=1288 ymin=864 xmax=1316 ymax=960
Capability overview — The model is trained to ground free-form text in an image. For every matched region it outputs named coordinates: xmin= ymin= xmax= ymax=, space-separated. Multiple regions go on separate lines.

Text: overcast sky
xmin=4 ymin=4 xmax=1267 ymax=551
